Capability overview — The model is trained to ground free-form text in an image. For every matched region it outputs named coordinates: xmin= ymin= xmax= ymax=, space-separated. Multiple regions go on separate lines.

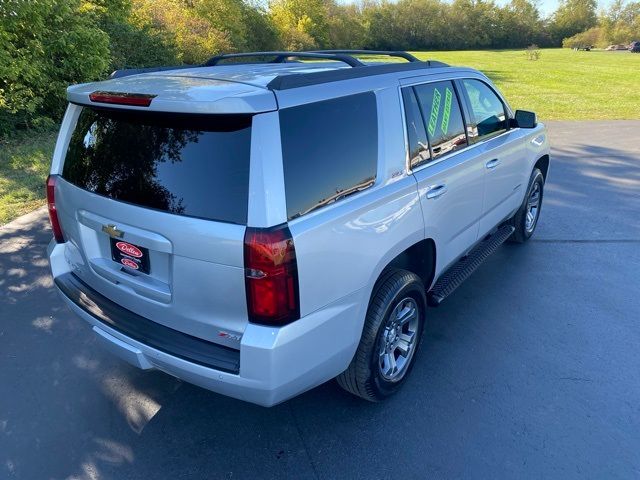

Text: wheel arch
xmin=347 ymin=236 xmax=436 ymax=369
xmin=381 ymin=238 xmax=437 ymax=292
xmin=534 ymin=154 xmax=550 ymax=180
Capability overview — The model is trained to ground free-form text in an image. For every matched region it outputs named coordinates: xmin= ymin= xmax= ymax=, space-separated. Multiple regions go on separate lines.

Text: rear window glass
xmin=279 ymin=93 xmax=378 ymax=220
xmin=62 ymin=108 xmax=252 ymax=224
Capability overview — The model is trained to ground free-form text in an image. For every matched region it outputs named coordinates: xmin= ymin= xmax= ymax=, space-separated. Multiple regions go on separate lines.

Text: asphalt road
xmin=1 ymin=121 xmax=639 ymax=480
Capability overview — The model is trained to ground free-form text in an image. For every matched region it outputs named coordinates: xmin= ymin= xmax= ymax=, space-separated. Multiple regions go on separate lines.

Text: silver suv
xmin=47 ymin=51 xmax=550 ymax=406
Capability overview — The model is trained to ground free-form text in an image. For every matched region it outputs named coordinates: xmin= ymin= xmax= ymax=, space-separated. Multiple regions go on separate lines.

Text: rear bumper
xmin=55 ymin=272 xmax=241 ymax=373
xmin=49 ymin=241 xmax=365 ymax=406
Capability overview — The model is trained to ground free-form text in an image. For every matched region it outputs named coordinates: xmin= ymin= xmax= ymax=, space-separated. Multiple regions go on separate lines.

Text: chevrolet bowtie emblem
xmin=102 ymin=224 xmax=124 ymax=238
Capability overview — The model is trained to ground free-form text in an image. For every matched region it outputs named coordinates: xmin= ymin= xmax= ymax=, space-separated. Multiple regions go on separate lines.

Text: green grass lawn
xmin=411 ymin=48 xmax=640 ymax=121
xmin=0 ymin=131 xmax=57 ymax=225
xmin=1 ymin=48 xmax=638 ymax=225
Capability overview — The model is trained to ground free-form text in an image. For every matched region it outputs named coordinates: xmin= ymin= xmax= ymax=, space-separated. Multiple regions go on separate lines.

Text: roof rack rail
xmin=309 ymin=50 xmax=420 ymax=62
xmin=267 ymin=60 xmax=449 ymax=91
xmin=204 ymin=51 xmax=365 ymax=68
xmin=105 ymin=50 xmax=449 ymax=86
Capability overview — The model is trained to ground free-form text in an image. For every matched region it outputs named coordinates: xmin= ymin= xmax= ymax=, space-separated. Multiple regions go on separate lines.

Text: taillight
xmin=244 ymin=225 xmax=300 ymax=326
xmin=89 ymin=91 xmax=156 ymax=107
xmin=46 ymin=175 xmax=64 ymax=243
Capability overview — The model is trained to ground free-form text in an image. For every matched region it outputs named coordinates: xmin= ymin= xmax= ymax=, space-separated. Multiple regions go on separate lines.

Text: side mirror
xmin=512 ymin=110 xmax=537 ymax=129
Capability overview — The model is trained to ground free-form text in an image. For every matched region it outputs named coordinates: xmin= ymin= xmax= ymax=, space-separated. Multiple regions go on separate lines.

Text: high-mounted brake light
xmin=46 ymin=175 xmax=65 ymax=243
xmin=89 ymin=91 xmax=156 ymax=107
xmin=244 ymin=225 xmax=300 ymax=326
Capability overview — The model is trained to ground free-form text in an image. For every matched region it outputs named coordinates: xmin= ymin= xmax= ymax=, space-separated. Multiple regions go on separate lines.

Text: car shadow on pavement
xmin=1 ymin=211 xmax=188 ymax=480
xmin=535 ymin=143 xmax=640 ymax=240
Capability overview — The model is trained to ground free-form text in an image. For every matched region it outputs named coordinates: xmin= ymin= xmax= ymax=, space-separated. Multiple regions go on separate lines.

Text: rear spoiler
xmin=109 ymin=65 xmax=198 ymax=79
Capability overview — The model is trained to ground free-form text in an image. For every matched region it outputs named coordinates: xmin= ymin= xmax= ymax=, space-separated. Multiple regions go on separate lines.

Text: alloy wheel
xmin=525 ymin=182 xmax=541 ymax=233
xmin=378 ymin=297 xmax=420 ymax=382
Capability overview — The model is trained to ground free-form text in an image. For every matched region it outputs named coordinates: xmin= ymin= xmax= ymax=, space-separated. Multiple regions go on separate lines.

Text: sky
xmin=334 ymin=0 xmax=619 ymax=18
xmin=495 ymin=0 xmax=617 ymax=17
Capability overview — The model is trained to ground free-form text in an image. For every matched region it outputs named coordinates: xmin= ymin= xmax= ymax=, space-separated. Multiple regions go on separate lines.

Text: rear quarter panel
xmin=290 ymin=177 xmax=423 ymax=317
xmin=284 ymin=84 xmax=424 ymax=339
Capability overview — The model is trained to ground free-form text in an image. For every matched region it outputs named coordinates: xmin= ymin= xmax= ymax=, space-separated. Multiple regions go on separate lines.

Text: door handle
xmin=426 ymin=184 xmax=448 ymax=199
xmin=486 ymin=158 xmax=501 ymax=169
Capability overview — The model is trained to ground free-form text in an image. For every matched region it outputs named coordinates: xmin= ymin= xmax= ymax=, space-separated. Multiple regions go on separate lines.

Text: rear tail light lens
xmin=46 ymin=175 xmax=64 ymax=243
xmin=89 ymin=91 xmax=156 ymax=107
xmin=244 ymin=225 xmax=300 ymax=326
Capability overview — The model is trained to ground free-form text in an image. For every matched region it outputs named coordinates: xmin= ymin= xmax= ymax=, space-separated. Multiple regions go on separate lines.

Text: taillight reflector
xmin=89 ymin=91 xmax=156 ymax=107
xmin=46 ymin=175 xmax=64 ymax=243
xmin=244 ymin=225 xmax=300 ymax=326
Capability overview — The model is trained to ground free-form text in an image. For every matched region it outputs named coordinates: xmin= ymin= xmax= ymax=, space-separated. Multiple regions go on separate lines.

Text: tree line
xmin=562 ymin=0 xmax=640 ymax=47
xmin=1 ymin=0 xmax=639 ymax=135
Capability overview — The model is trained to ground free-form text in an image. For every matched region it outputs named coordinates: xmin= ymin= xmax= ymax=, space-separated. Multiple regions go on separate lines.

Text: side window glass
xmin=414 ymin=81 xmax=468 ymax=159
xmin=280 ymin=92 xmax=378 ymax=220
xmin=462 ymin=79 xmax=507 ymax=142
xmin=401 ymin=88 xmax=430 ymax=168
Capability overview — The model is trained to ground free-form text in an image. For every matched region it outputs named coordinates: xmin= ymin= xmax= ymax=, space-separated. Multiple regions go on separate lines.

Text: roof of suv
xmin=124 ymin=59 xmax=451 ymax=87
xmin=140 ymin=62 xmax=362 ymax=89
xmin=66 ymin=51 xmax=467 ymax=114
xmin=107 ymin=50 xmax=451 ymax=88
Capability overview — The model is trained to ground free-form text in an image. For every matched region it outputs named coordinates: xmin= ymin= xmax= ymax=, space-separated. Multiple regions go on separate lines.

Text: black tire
xmin=508 ymin=168 xmax=544 ymax=244
xmin=336 ymin=269 xmax=426 ymax=402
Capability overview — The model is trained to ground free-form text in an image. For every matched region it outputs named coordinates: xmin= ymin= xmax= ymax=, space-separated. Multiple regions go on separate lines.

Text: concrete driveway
xmin=1 ymin=121 xmax=639 ymax=479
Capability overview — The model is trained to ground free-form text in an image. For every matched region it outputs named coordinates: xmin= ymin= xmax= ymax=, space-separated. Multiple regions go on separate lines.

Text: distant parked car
xmin=606 ymin=44 xmax=629 ymax=51
xmin=630 ymin=41 xmax=640 ymax=52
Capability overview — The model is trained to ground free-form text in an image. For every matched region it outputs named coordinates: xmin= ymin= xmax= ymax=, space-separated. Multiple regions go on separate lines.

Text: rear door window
xmin=279 ymin=92 xmax=378 ymax=220
xmin=461 ymin=79 xmax=508 ymax=142
xmin=62 ymin=108 xmax=251 ymax=224
xmin=402 ymin=88 xmax=431 ymax=169
xmin=413 ymin=81 xmax=468 ymax=159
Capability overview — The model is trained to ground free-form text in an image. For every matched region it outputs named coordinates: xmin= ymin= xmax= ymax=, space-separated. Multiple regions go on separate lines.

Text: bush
xmin=525 ymin=44 xmax=541 ymax=60
xmin=0 ymin=0 xmax=110 ymax=135
xmin=562 ymin=27 xmax=603 ymax=49
xmin=133 ymin=0 xmax=245 ymax=64
xmin=279 ymin=26 xmax=318 ymax=50
xmin=269 ymin=0 xmax=330 ymax=50
xmin=101 ymin=18 xmax=178 ymax=71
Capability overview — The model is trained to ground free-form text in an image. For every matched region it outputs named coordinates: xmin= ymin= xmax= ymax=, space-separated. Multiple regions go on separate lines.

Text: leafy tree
xmin=133 ymin=0 xmax=234 ymax=64
xmin=362 ymin=1 xmax=407 ymax=50
xmin=269 ymin=0 xmax=332 ymax=49
xmin=82 ymin=0 xmax=179 ymax=70
xmin=131 ymin=0 xmax=279 ymax=63
xmin=192 ymin=0 xmax=251 ymax=50
xmin=599 ymin=0 xmax=640 ymax=45
xmin=549 ymin=0 xmax=598 ymax=45
xmin=4 ymin=0 xmax=638 ymax=138
xmin=505 ymin=0 xmax=546 ymax=48
xmin=327 ymin=3 xmax=366 ymax=49
xmin=447 ymin=0 xmax=496 ymax=49
xmin=0 ymin=0 xmax=110 ymax=133
xmin=242 ymin=1 xmax=282 ymax=51
xmin=101 ymin=19 xmax=179 ymax=70
xmin=387 ymin=0 xmax=450 ymax=50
